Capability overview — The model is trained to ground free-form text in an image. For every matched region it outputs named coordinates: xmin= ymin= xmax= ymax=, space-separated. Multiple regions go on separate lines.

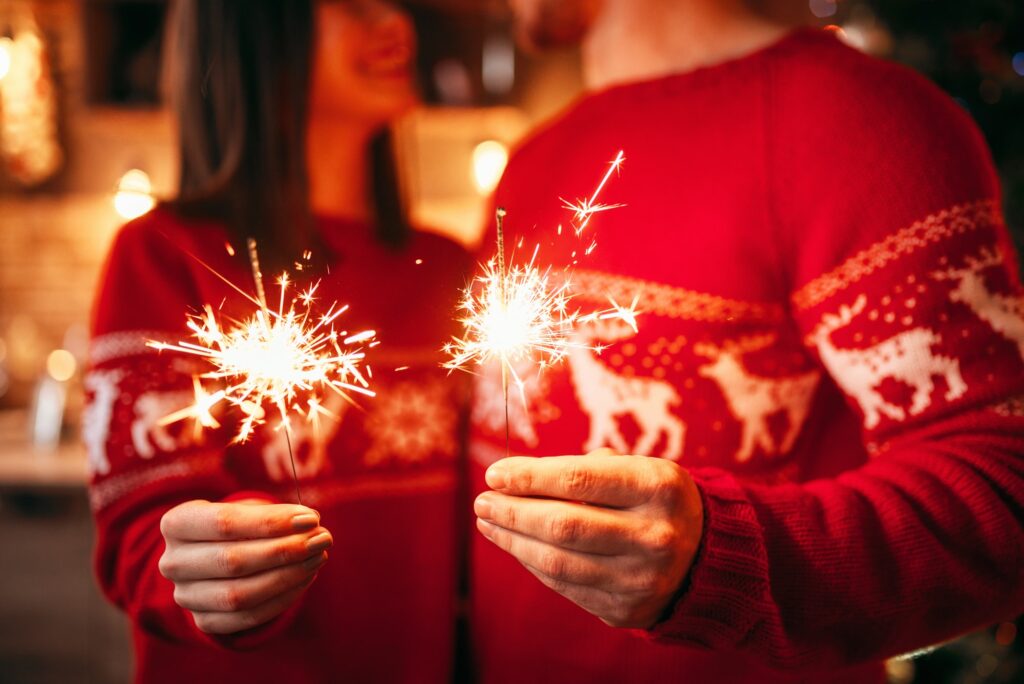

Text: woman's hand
xmin=158 ymin=499 xmax=333 ymax=635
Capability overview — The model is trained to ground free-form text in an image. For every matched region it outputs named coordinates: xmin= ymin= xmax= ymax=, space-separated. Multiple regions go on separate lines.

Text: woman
xmin=85 ymin=2 xmax=469 ymax=681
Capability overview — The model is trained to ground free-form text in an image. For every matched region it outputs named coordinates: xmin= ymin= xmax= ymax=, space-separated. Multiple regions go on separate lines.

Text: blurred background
xmin=0 ymin=0 xmax=1020 ymax=682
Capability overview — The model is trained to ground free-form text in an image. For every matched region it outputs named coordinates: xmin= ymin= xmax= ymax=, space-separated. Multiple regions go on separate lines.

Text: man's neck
xmin=305 ymin=116 xmax=375 ymax=222
xmin=582 ymin=0 xmax=792 ymax=91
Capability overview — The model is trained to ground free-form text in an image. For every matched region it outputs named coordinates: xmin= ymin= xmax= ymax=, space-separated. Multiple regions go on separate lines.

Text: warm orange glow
xmin=46 ymin=349 xmax=77 ymax=382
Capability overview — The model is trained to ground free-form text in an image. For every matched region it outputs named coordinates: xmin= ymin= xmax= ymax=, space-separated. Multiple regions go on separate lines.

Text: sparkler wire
xmin=496 ymin=208 xmax=511 ymax=458
xmin=283 ymin=425 xmax=302 ymax=506
xmin=245 ymin=237 xmax=303 ymax=504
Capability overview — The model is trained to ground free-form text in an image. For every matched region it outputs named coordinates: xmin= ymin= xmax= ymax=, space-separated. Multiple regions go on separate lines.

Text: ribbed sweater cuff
xmin=647 ymin=469 xmax=772 ymax=649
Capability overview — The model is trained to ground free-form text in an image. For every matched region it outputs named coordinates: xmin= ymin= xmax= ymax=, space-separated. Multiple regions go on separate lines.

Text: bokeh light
xmin=1013 ymin=52 xmax=1024 ymax=77
xmin=113 ymin=168 xmax=156 ymax=220
xmin=46 ymin=349 xmax=77 ymax=382
xmin=0 ymin=37 xmax=11 ymax=80
xmin=809 ymin=0 xmax=838 ymax=19
xmin=472 ymin=140 xmax=509 ymax=195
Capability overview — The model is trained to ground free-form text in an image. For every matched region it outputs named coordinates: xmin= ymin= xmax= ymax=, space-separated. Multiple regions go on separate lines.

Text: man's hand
xmin=159 ymin=499 xmax=332 ymax=635
xmin=474 ymin=449 xmax=703 ymax=629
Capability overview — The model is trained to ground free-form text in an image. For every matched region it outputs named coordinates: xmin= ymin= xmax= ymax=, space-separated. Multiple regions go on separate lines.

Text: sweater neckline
xmin=574 ymin=26 xmax=831 ymax=105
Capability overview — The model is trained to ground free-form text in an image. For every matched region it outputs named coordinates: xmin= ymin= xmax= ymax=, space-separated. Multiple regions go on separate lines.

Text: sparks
xmin=560 ymin=150 xmax=626 ymax=235
xmin=444 ymin=152 xmax=639 ymax=457
xmin=600 ymin=294 xmax=642 ymax=334
xmin=443 ymin=264 xmax=637 ymax=384
xmin=443 ymin=239 xmax=578 ymax=394
xmin=148 ymin=240 xmax=377 ymax=449
xmin=442 ymin=211 xmax=639 ymax=404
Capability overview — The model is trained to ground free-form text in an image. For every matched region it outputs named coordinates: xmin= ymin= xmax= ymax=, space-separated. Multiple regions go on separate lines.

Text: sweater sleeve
xmin=85 ymin=215 xmax=298 ymax=649
xmin=649 ymin=45 xmax=1024 ymax=668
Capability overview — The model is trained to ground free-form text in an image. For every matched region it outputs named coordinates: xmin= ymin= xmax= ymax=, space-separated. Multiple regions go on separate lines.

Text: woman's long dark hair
xmin=167 ymin=0 xmax=409 ymax=261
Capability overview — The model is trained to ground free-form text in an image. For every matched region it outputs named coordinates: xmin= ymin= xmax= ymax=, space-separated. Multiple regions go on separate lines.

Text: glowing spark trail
xmin=561 ymin=150 xmax=626 ymax=235
xmin=444 ymin=151 xmax=638 ymax=455
xmin=148 ymin=239 xmax=376 ymax=503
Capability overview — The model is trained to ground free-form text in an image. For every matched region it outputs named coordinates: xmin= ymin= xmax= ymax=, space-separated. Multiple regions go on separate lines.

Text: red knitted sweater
xmin=86 ymin=212 xmax=470 ymax=683
xmin=468 ymin=28 xmax=1024 ymax=683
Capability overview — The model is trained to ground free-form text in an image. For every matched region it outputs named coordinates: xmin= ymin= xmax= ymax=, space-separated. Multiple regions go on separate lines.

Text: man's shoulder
xmin=768 ymin=27 xmax=995 ymax=198
xmin=771 ymin=29 xmax=969 ymax=134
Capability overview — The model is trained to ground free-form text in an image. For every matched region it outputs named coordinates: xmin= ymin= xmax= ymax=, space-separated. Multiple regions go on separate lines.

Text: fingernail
xmin=477 ymin=519 xmax=495 ymax=538
xmin=292 ymin=513 xmax=319 ymax=531
xmin=486 ymin=464 xmax=509 ymax=490
xmin=306 ymin=532 xmax=333 ymax=554
xmin=303 ymin=552 xmax=328 ymax=571
xmin=474 ymin=494 xmax=493 ymax=519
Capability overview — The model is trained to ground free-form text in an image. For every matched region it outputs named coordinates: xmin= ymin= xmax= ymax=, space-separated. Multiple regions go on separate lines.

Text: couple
xmin=87 ymin=1 xmax=1024 ymax=683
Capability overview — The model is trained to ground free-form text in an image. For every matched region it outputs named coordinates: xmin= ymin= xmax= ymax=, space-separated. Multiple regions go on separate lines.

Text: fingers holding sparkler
xmin=159 ymin=498 xmax=334 ymax=634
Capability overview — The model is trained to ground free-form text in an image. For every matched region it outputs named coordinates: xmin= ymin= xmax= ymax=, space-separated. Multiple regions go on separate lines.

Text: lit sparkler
xmin=444 ymin=151 xmax=638 ymax=454
xmin=148 ymin=239 xmax=376 ymax=503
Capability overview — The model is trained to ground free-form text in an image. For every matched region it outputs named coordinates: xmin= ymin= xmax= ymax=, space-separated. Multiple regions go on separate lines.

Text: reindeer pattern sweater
xmin=468 ymin=28 xmax=1024 ymax=683
xmin=86 ymin=212 xmax=470 ymax=683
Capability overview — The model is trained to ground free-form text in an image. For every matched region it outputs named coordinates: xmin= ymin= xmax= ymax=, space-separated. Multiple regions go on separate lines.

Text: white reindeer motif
xmin=567 ymin=319 xmax=685 ymax=461
xmin=695 ymin=334 xmax=820 ymax=463
xmin=932 ymin=246 xmax=1024 ymax=359
xmin=82 ymin=370 xmax=124 ymax=475
xmin=131 ymin=391 xmax=195 ymax=458
xmin=262 ymin=391 xmax=348 ymax=481
xmin=808 ymin=295 xmax=967 ymax=429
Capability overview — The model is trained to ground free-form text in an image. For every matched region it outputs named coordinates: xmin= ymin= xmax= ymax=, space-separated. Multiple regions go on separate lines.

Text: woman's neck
xmin=306 ymin=116 xmax=376 ymax=222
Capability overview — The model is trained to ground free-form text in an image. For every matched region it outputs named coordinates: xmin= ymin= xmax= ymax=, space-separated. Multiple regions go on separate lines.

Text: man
xmin=469 ymin=0 xmax=1024 ymax=681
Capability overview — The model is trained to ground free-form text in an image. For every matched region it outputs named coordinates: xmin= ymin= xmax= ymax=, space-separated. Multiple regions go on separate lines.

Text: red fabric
xmin=86 ymin=210 xmax=471 ymax=683
xmin=468 ymin=28 xmax=1024 ymax=682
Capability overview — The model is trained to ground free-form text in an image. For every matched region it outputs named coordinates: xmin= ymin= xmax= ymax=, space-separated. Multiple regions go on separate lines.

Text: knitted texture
xmin=468 ymin=28 xmax=1024 ymax=683
xmin=86 ymin=210 xmax=470 ymax=683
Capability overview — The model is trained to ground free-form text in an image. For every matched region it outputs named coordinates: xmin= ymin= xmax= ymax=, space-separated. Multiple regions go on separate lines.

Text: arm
xmin=474 ymin=56 xmax=1024 ymax=668
xmin=87 ymin=217 xmax=330 ymax=647
xmin=475 ymin=321 xmax=1024 ymax=670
